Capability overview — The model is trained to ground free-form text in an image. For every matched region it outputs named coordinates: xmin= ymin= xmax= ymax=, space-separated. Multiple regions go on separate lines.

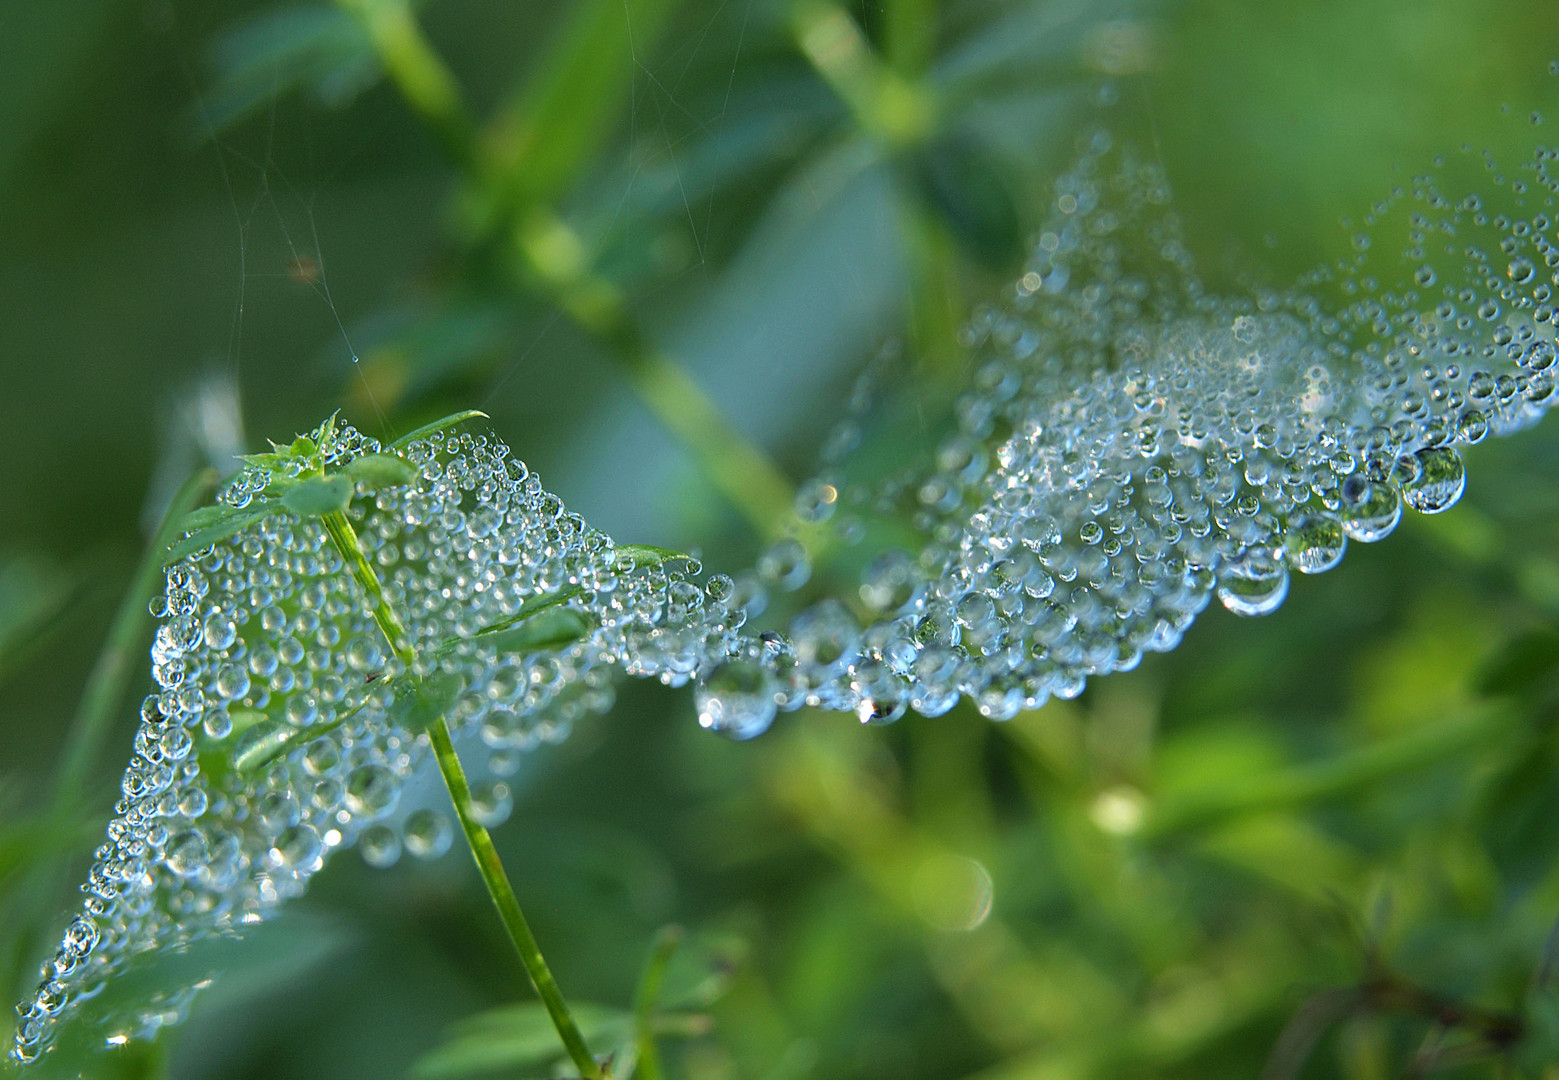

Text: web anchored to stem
xmin=321 ymin=502 xmax=604 ymax=1079
xmin=15 ymin=87 xmax=1559 ymax=1066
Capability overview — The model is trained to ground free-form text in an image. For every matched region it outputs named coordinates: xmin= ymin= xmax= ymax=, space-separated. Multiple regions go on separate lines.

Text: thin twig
xmin=321 ymin=505 xmax=603 ymax=1080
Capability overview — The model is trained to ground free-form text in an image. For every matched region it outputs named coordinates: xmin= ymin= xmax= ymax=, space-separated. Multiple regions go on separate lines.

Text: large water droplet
xmin=1401 ymin=446 xmax=1466 ymax=513
xmin=695 ymin=659 xmax=778 ymax=740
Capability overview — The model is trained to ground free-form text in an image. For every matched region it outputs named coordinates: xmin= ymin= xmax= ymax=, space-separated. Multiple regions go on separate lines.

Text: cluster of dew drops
xmin=696 ymin=120 xmax=1559 ymax=735
xmin=16 ymin=89 xmax=1559 ymax=1063
xmin=12 ymin=425 xmax=749 ymax=1062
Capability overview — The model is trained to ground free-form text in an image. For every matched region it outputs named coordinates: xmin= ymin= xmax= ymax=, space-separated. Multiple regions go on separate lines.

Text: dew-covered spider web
xmin=15 ymin=80 xmax=1559 ymax=1067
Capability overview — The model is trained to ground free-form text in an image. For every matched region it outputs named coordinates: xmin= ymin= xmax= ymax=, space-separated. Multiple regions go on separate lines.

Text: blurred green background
xmin=3 ymin=0 xmax=1559 ymax=1077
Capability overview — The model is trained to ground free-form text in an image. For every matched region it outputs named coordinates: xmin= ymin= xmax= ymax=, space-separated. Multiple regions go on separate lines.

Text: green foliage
xmin=4 ymin=0 xmax=1559 ymax=1078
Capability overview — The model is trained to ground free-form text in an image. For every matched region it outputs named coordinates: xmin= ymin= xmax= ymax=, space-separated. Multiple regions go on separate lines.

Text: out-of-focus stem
xmin=514 ymin=209 xmax=799 ymax=538
xmin=335 ymin=0 xmax=476 ymax=169
xmin=632 ymin=925 xmax=683 ymax=1080
xmin=791 ymin=0 xmax=936 ymax=149
xmin=334 ymin=0 xmax=800 ymax=541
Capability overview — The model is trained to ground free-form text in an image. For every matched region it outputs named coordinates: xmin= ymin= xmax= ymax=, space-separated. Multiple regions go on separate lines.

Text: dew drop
xmin=695 ymin=659 xmax=778 ymax=741
xmin=403 ymin=809 xmax=453 ymax=859
xmin=1339 ymin=476 xmax=1403 ymax=542
xmin=1401 ymin=446 xmax=1466 ymax=514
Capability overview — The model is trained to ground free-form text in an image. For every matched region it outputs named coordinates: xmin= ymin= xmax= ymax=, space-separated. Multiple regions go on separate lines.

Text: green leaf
xmin=480 ymin=0 xmax=681 ymax=212
xmin=473 ymin=607 xmax=593 ymax=655
xmin=231 ymin=718 xmax=302 ymax=774
xmin=908 ymin=131 xmax=1022 ymax=270
xmin=412 ymin=1003 xmax=633 ymax=1080
xmin=344 ymin=452 xmax=418 ymax=489
xmin=1475 ymin=628 xmax=1559 ymax=697
xmin=236 ymin=449 xmax=294 ymax=471
xmin=178 ymin=503 xmax=243 ymax=532
xmin=204 ymin=707 xmax=358 ymax=781
xmin=164 ymin=501 xmax=281 ymax=566
xmin=389 ymin=409 xmax=489 ymax=450
xmin=658 ymin=932 xmax=746 ymax=1012
xmin=461 ymin=586 xmax=582 ymax=639
xmin=386 ymin=671 xmax=466 ymax=735
xmin=612 ymin=544 xmax=696 ymax=571
xmin=312 ymin=410 xmax=341 ymax=452
xmin=191 ymin=4 xmax=378 ymax=138
xmin=279 ymin=474 xmax=354 ymax=517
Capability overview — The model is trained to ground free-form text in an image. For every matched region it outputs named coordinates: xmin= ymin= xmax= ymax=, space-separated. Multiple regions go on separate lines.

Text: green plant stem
xmin=320 ymin=511 xmax=415 ymax=667
xmin=320 ymin=507 xmax=602 ymax=1080
xmin=792 ymin=1 xmax=936 ymax=149
xmin=881 ymin=0 xmax=936 ymax=76
xmin=334 ymin=0 xmax=799 ymax=540
xmin=334 ymin=0 xmax=475 ymax=170
xmin=427 ymin=716 xmax=604 ymax=1080
xmin=52 ymin=469 xmax=217 ymax=814
xmin=632 ymin=926 xmax=683 ymax=1080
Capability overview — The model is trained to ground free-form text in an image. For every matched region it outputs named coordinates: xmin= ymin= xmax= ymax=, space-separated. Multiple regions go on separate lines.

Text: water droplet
xmin=344 ymin=765 xmax=398 ymax=819
xmin=1283 ymin=512 xmax=1347 ymax=575
xmin=1401 ymin=446 xmax=1466 ymax=514
xmin=403 ymin=809 xmax=452 ymax=859
xmin=359 ymin=824 xmax=401 ymax=869
xmin=1217 ymin=552 xmax=1290 ymax=617
xmin=695 ymin=659 xmax=777 ymax=740
xmin=1339 ymin=476 xmax=1402 ymax=542
xmin=469 ymin=782 xmax=513 ymax=828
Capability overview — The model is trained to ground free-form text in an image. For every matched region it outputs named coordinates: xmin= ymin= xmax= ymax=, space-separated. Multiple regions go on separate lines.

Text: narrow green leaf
xmin=280 ymin=474 xmax=354 ymax=517
xmin=178 ymin=503 xmax=243 ymax=532
xmin=236 ymin=449 xmax=295 ymax=471
xmin=386 ymin=671 xmax=466 ymax=735
xmin=232 ymin=718 xmax=301 ymax=774
xmin=313 ymin=410 xmax=342 ymax=451
xmin=633 ymin=926 xmax=682 ymax=1080
xmin=454 ymin=585 xmax=584 ymax=645
xmin=345 ymin=452 xmax=418 ymax=489
xmin=221 ymin=708 xmax=345 ymax=777
xmin=474 ymin=608 xmax=592 ymax=656
xmin=613 ymin=544 xmax=696 ymax=571
xmin=389 ymin=409 xmax=489 ymax=450
xmin=164 ymin=501 xmax=280 ymax=566
xmin=412 ymin=1003 xmax=633 ymax=1080
xmin=191 ymin=4 xmax=378 ymax=138
xmin=481 ymin=0 xmax=681 ymax=212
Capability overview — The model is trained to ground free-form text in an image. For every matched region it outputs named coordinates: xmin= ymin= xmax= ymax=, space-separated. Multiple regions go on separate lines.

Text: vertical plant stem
xmin=792 ymin=1 xmax=936 ymax=148
xmin=511 ymin=209 xmax=802 ymax=540
xmin=881 ymin=0 xmax=936 ymax=77
xmin=320 ymin=511 xmax=415 ymax=668
xmin=427 ymin=717 xmax=604 ymax=1080
xmin=320 ymin=507 xmax=602 ymax=1080
xmin=335 ymin=0 xmax=800 ymax=541
xmin=334 ymin=0 xmax=476 ymax=170
xmin=52 ymin=468 xmax=217 ymax=814
xmin=632 ymin=925 xmax=683 ymax=1080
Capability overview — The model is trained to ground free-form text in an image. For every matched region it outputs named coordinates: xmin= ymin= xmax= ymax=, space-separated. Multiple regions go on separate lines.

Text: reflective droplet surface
xmin=1401 ymin=447 xmax=1466 ymax=514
